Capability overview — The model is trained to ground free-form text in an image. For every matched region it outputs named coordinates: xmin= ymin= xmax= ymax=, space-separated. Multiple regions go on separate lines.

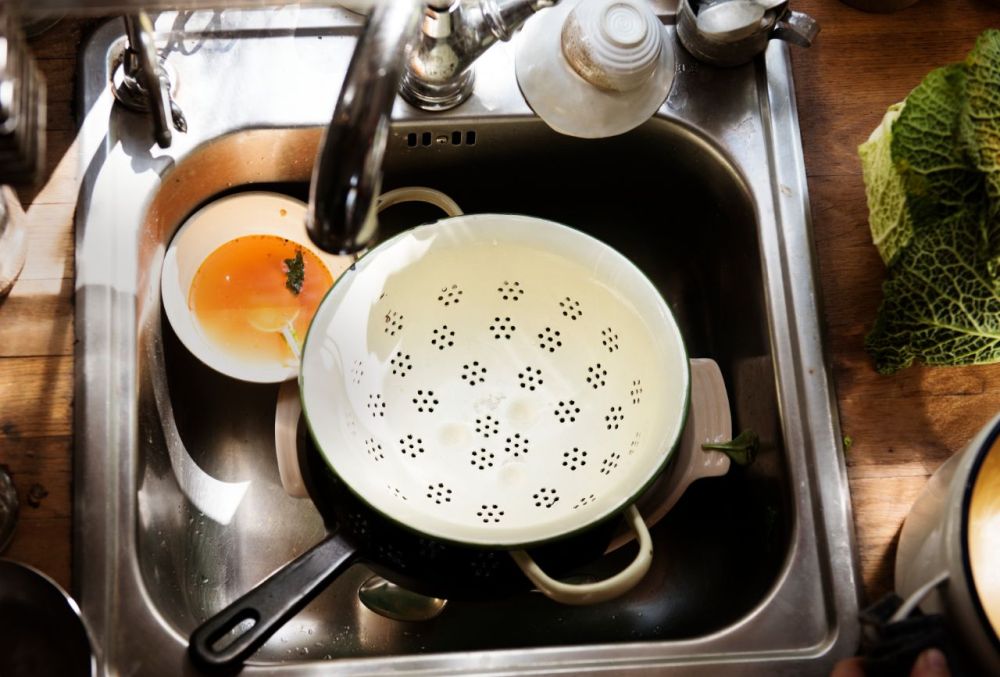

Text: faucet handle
xmin=114 ymin=12 xmax=187 ymax=149
xmin=401 ymin=0 xmax=561 ymax=111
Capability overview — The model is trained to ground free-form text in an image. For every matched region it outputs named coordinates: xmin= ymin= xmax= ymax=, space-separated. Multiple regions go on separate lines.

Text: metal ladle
xmin=358 ymin=576 xmax=448 ymax=622
xmin=695 ymin=0 xmax=766 ymax=42
xmin=679 ymin=0 xmax=818 ymax=67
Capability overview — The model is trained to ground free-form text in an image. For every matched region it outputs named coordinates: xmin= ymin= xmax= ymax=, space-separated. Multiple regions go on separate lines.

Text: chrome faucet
xmin=307 ymin=0 xmax=559 ymax=255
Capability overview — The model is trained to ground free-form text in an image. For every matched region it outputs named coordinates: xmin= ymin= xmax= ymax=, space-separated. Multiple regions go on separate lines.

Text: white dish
xmin=161 ymin=192 xmax=352 ymax=383
xmin=515 ymin=0 xmax=675 ymax=139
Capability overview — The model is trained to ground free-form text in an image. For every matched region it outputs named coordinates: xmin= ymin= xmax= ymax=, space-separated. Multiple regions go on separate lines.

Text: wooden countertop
xmin=1 ymin=0 xmax=999 ymax=619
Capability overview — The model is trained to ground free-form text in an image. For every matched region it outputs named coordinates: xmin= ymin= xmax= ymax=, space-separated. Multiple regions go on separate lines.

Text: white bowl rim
xmin=161 ymin=191 xmax=342 ymax=384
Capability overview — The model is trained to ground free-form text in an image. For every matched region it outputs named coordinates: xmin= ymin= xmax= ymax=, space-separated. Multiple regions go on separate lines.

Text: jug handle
xmin=771 ymin=10 xmax=820 ymax=48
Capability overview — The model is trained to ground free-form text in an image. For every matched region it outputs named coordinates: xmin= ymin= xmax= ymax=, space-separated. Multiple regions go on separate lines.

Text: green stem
xmin=701 ymin=430 xmax=760 ymax=467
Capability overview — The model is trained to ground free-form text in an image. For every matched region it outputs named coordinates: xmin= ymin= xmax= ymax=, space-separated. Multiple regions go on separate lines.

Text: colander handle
xmin=509 ymin=505 xmax=652 ymax=605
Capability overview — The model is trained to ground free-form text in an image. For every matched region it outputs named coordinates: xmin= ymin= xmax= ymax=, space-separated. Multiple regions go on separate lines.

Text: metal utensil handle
xmin=510 ymin=505 xmax=653 ymax=605
xmin=889 ymin=570 xmax=950 ymax=624
xmin=188 ymin=533 xmax=359 ymax=671
xmin=770 ymin=10 xmax=819 ymax=48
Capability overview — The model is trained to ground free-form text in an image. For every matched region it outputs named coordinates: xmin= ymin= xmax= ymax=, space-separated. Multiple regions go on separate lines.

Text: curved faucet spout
xmin=307 ymin=0 xmax=423 ymax=255
xmin=307 ymin=0 xmax=560 ymax=255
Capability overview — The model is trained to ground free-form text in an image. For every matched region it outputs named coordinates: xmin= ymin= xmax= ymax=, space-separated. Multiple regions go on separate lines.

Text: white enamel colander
xmin=300 ymin=213 xmax=690 ymax=603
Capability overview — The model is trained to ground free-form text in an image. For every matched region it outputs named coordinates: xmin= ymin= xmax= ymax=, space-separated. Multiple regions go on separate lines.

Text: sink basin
xmin=74 ymin=6 xmax=859 ymax=675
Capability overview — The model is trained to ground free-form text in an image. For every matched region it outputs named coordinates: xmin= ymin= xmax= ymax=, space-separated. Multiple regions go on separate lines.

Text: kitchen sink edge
xmin=73 ymin=6 xmax=860 ymax=676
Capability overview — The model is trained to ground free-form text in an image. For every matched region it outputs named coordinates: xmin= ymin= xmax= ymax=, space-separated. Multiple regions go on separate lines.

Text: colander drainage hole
xmin=347 ymin=511 xmax=369 ymax=536
xmin=518 ymin=366 xmax=543 ymax=391
xmin=538 ymin=327 xmax=562 ymax=352
xmin=498 ymin=281 xmax=522 ymax=301
xmin=470 ymin=552 xmax=502 ymax=578
xmin=573 ymin=494 xmax=597 ymax=510
xmin=533 ymin=487 xmax=559 ymax=509
xmin=390 ymin=352 xmax=413 ymax=377
xmin=367 ymin=394 xmax=386 ymax=418
xmin=400 ymin=434 xmax=425 ymax=458
xmin=477 ymin=504 xmax=504 ymax=523
xmin=427 ymin=482 xmax=453 ymax=504
xmin=504 ymin=433 xmax=528 ymax=457
xmin=605 ymin=405 xmax=624 ymax=430
xmin=384 ymin=310 xmax=404 ymax=336
xmin=437 ymin=284 xmax=463 ymax=307
xmin=412 ymin=389 xmax=439 ymax=413
xmin=389 ymin=485 xmax=408 ymax=501
xmin=431 ymin=325 xmax=455 ymax=350
xmin=562 ymin=448 xmax=587 ymax=470
xmin=490 ymin=317 xmax=515 ymax=340
xmin=630 ymin=379 xmax=643 ymax=404
xmin=629 ymin=431 xmax=641 ymax=454
xmin=554 ymin=400 xmax=580 ymax=423
xmin=559 ymin=297 xmax=582 ymax=320
xmin=470 ymin=448 xmax=496 ymax=470
xmin=601 ymin=327 xmax=620 ymax=353
xmin=475 ymin=415 xmax=499 ymax=438
xmin=600 ymin=452 xmax=622 ymax=475
xmin=586 ymin=363 xmax=607 ymax=389
xmin=365 ymin=438 xmax=384 ymax=461
xmin=351 ymin=360 xmax=365 ymax=385
xmin=461 ymin=361 xmax=487 ymax=385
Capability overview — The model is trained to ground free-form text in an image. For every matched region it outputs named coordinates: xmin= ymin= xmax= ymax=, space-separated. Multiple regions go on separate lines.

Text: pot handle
xmin=510 ymin=505 xmax=653 ymax=605
xmin=275 ymin=381 xmax=308 ymax=498
xmin=189 ymin=533 xmax=358 ymax=671
xmin=605 ymin=358 xmax=731 ymax=553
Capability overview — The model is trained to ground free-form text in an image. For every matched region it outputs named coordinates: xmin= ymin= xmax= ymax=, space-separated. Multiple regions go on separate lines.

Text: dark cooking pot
xmin=187 ymin=432 xmax=626 ymax=671
xmin=190 ymin=214 xmax=692 ymax=670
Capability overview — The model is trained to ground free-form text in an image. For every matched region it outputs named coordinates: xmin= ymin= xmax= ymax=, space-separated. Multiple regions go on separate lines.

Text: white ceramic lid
xmin=515 ymin=0 xmax=675 ymax=139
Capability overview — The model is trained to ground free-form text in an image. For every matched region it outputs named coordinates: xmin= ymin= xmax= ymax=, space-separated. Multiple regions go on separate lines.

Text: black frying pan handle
xmin=188 ymin=533 xmax=358 ymax=671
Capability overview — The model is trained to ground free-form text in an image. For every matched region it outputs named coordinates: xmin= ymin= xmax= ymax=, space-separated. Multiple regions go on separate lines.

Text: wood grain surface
xmin=794 ymin=0 xmax=1000 ymax=602
xmin=1 ymin=2 xmax=999 ymax=613
xmin=0 ymin=19 xmax=85 ymax=591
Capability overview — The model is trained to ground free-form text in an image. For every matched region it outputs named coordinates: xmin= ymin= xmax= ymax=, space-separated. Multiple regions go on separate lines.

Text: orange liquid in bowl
xmin=189 ymin=235 xmax=334 ymax=365
xmin=969 ymin=439 xmax=1000 ymax=639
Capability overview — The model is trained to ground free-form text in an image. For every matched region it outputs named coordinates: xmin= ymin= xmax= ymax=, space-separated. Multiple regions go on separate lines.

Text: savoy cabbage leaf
xmin=863 ymin=30 xmax=1000 ymax=374
xmin=859 ymin=103 xmax=911 ymax=265
xmin=964 ymin=30 xmax=1000 ymax=216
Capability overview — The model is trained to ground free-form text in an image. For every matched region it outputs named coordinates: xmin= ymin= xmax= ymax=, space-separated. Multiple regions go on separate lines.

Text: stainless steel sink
xmin=74 ymin=6 xmax=859 ymax=675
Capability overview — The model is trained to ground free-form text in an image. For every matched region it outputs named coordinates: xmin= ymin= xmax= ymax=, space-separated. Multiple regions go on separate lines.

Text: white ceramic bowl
xmin=515 ymin=0 xmax=675 ymax=139
xmin=896 ymin=414 xmax=1000 ymax=673
xmin=161 ymin=192 xmax=352 ymax=383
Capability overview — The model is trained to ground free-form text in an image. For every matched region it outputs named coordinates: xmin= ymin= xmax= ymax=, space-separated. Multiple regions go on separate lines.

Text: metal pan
xmin=190 ymin=214 xmax=693 ymax=670
xmin=188 ymin=431 xmax=623 ymax=671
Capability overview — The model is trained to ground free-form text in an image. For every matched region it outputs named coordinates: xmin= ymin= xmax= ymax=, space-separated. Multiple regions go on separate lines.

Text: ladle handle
xmin=510 ymin=505 xmax=653 ymax=605
xmin=771 ymin=10 xmax=819 ymax=48
xmin=188 ymin=533 xmax=358 ymax=671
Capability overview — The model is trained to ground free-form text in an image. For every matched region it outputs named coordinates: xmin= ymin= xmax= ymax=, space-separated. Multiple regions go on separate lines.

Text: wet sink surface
xmin=74 ymin=7 xmax=858 ymax=676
